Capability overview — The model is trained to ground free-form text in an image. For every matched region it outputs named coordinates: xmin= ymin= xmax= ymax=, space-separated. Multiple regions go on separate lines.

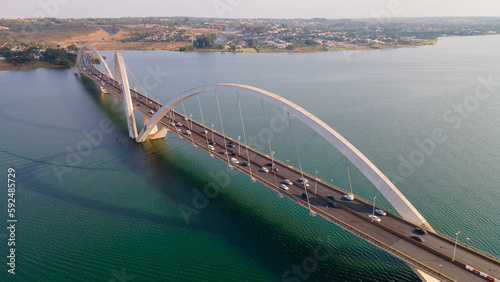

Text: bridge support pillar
xmin=412 ymin=268 xmax=440 ymax=282
xmin=144 ymin=115 xmax=167 ymax=140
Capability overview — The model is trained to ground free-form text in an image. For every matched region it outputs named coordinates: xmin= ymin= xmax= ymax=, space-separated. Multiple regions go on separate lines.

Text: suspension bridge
xmin=74 ymin=45 xmax=500 ymax=282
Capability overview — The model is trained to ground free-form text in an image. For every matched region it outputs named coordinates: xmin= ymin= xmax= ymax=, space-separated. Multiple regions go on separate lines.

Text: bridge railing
xmin=433 ymin=230 xmax=499 ymax=262
xmin=80 ymin=55 xmax=500 ymax=266
xmin=271 ymin=157 xmax=378 ymax=207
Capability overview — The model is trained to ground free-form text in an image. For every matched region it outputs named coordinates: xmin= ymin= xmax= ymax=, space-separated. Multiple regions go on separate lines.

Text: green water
xmin=0 ymin=35 xmax=499 ymax=281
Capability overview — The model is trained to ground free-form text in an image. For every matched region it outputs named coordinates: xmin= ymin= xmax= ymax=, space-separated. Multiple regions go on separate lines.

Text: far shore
xmin=0 ymin=39 xmax=437 ymax=72
xmin=0 ymin=60 xmax=72 ymax=72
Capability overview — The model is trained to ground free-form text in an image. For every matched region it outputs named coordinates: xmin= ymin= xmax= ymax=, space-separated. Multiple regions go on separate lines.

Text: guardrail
xmin=80 ymin=61 xmax=500 ymax=281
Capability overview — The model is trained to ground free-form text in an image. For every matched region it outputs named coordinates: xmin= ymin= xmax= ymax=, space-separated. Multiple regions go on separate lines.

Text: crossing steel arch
xmin=137 ymin=83 xmax=432 ymax=229
xmin=74 ymin=45 xmax=113 ymax=78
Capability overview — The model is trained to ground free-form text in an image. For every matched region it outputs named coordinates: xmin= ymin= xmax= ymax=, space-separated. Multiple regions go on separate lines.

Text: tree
xmin=67 ymin=44 xmax=78 ymax=51
xmin=59 ymin=57 xmax=71 ymax=65
xmin=2 ymin=50 xmax=14 ymax=62
xmin=304 ymin=39 xmax=320 ymax=46
xmin=193 ymin=34 xmax=215 ymax=49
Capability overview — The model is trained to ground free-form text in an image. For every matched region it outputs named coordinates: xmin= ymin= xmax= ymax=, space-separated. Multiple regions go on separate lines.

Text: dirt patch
xmin=70 ymin=28 xmax=109 ymax=42
xmin=106 ymin=29 xmax=130 ymax=41
xmin=93 ymin=41 xmax=191 ymax=51
xmin=179 ymin=27 xmax=220 ymax=35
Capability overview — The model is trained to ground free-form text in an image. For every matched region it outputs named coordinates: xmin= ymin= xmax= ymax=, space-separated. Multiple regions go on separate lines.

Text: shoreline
xmin=0 ymin=60 xmax=72 ymax=72
xmin=0 ymin=39 xmax=437 ymax=71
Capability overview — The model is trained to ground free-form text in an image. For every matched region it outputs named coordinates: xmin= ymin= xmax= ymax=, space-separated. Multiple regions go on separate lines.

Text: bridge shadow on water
xmin=14 ymin=74 xmax=420 ymax=281
xmin=139 ymin=140 xmax=420 ymax=281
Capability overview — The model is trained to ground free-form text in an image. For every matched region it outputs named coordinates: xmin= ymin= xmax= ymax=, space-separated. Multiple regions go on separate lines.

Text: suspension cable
xmin=181 ymin=101 xmax=188 ymax=118
xmin=247 ymin=99 xmax=264 ymax=148
xmin=346 ymin=158 xmax=353 ymax=195
xmin=291 ymin=132 xmax=317 ymax=168
xmin=319 ymin=155 xmax=345 ymax=182
xmin=215 ymin=91 xmax=231 ymax=166
xmin=229 ymin=96 xmax=240 ymax=139
xmin=237 ymin=92 xmax=254 ymax=180
xmin=213 ymin=91 xmax=219 ymax=133
xmin=289 ymin=113 xmax=313 ymax=212
xmin=269 ymin=112 xmax=290 ymax=156
xmin=197 ymin=94 xmax=211 ymax=154
xmin=124 ymin=63 xmax=147 ymax=99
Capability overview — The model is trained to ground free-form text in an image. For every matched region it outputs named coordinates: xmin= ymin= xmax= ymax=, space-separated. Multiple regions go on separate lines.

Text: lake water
xmin=1 ymin=35 xmax=499 ymax=281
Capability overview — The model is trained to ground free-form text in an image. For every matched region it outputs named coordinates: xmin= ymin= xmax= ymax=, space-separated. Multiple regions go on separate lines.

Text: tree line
xmin=0 ymin=47 xmax=77 ymax=65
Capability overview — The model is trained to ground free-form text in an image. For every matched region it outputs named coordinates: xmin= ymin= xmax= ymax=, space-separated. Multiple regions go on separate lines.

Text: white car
xmin=344 ymin=194 xmax=355 ymax=201
xmin=230 ymin=158 xmax=239 ymax=164
xmin=280 ymin=184 xmax=289 ymax=191
xmin=261 ymin=167 xmax=269 ymax=173
xmin=298 ymin=177 xmax=308 ymax=183
xmin=170 ymin=122 xmax=176 ymax=126
xmin=208 ymin=145 xmax=215 ymax=150
xmin=283 ymin=179 xmax=292 ymax=185
xmin=150 ymin=110 xmax=154 ymax=114
xmin=368 ymin=215 xmax=381 ymax=222
xmin=176 ymin=122 xmax=182 ymax=127
xmin=375 ymin=209 xmax=387 ymax=216
xmin=185 ymin=130 xmax=191 ymax=135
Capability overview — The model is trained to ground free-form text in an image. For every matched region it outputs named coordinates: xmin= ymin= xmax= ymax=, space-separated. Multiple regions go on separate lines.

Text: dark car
xmin=231 ymin=152 xmax=237 ymax=156
xmin=327 ymin=195 xmax=336 ymax=200
xmin=266 ymin=163 xmax=274 ymax=167
xmin=301 ymin=192 xmax=311 ymax=199
xmin=242 ymin=161 xmax=249 ymax=166
xmin=327 ymin=201 xmax=338 ymax=208
xmin=414 ymin=228 xmax=428 ymax=235
xmin=409 ymin=236 xmax=425 ymax=243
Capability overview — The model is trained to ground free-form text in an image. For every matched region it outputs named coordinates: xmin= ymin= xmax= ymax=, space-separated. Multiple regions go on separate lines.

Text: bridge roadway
xmin=79 ymin=54 xmax=500 ymax=282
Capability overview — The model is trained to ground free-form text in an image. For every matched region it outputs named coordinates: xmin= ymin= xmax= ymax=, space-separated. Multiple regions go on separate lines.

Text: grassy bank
xmin=0 ymin=60 xmax=71 ymax=71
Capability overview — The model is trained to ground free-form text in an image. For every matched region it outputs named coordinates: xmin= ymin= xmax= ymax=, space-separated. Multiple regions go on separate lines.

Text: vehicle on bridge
xmin=74 ymin=45 xmax=500 ymax=282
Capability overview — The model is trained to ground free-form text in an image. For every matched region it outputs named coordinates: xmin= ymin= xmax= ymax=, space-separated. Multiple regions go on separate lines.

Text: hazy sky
xmin=2 ymin=0 xmax=500 ymax=19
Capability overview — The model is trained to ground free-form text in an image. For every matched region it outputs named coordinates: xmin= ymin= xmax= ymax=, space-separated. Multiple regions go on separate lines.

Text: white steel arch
xmin=137 ymin=83 xmax=432 ymax=229
xmin=74 ymin=45 xmax=113 ymax=78
xmin=114 ymin=51 xmax=138 ymax=139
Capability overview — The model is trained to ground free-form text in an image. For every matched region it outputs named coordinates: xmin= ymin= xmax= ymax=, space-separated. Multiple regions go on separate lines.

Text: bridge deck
xmin=78 ymin=54 xmax=500 ymax=282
